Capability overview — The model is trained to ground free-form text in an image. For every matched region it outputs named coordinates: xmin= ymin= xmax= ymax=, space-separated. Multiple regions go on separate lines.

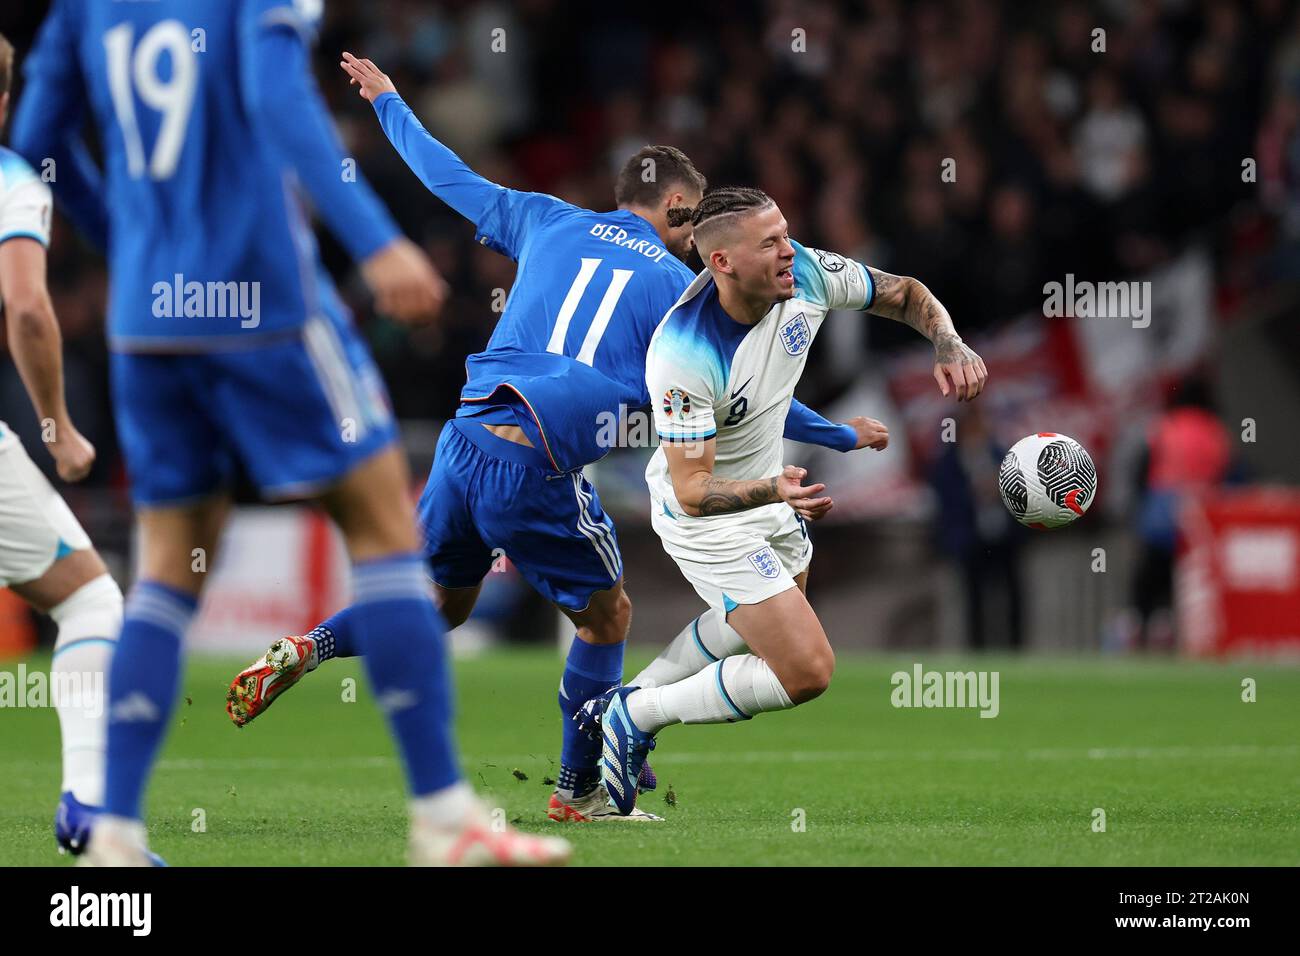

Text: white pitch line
xmin=586 ymin=744 xmax=1300 ymax=765
xmin=135 ymin=743 xmax=1299 ymax=772
xmin=156 ymin=756 xmax=395 ymax=771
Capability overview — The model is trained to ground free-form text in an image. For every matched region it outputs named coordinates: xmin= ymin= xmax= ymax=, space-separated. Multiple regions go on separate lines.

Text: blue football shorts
xmin=111 ymin=313 xmax=398 ymax=506
xmin=418 ymin=418 xmax=622 ymax=612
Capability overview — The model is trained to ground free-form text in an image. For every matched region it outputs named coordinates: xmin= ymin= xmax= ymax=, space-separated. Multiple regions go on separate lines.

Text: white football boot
xmin=78 ymin=816 xmax=160 ymax=867
xmin=547 ymin=788 xmax=664 ymax=822
xmin=410 ymin=798 xmax=572 ymax=866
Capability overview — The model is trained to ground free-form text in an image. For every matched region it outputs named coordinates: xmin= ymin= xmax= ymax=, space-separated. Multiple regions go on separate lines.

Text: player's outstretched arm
xmin=865 ymin=267 xmax=988 ymax=402
xmin=342 ymin=53 xmax=502 ymax=226
xmin=784 ymin=398 xmax=889 ymax=451
xmin=0 ymin=238 xmax=94 ymax=481
xmin=246 ymin=29 xmax=445 ymax=321
xmin=664 ymin=440 xmax=832 ymax=520
xmin=341 ymin=53 xmax=561 ymax=261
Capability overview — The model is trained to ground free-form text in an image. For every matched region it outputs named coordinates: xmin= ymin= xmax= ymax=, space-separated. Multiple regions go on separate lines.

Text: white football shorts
xmin=0 ymin=425 xmax=91 ymax=587
xmin=649 ymin=494 xmax=812 ymax=617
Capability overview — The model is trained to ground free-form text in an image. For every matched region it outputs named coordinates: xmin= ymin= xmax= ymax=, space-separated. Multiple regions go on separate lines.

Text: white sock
xmin=49 ymin=574 xmax=122 ymax=807
xmin=630 ymin=608 xmax=749 ymax=689
xmin=94 ymin=814 xmax=149 ymax=846
xmin=627 ymin=654 xmax=795 ymax=733
xmin=411 ymin=780 xmax=475 ymax=828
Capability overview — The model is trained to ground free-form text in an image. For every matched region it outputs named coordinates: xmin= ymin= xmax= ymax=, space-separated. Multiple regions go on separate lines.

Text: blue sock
xmin=104 ymin=582 xmax=197 ymax=820
xmin=306 ymin=606 xmax=358 ymax=661
xmin=557 ymin=636 xmax=624 ymax=798
xmin=351 ymin=554 xmax=460 ymax=796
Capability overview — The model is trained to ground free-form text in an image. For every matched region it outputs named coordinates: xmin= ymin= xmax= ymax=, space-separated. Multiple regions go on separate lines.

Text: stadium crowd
xmin=2 ymin=0 xmax=1296 ymax=482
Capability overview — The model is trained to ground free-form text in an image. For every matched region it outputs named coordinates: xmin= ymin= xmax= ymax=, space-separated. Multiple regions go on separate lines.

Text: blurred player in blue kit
xmin=14 ymin=0 xmax=569 ymax=865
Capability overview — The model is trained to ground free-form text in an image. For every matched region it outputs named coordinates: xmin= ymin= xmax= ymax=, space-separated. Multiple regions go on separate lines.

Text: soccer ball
xmin=997 ymin=433 xmax=1097 ymax=529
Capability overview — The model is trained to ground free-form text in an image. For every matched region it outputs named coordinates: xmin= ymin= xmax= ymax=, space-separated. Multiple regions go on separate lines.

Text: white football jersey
xmin=0 ymin=147 xmax=54 ymax=451
xmin=645 ymin=240 xmax=875 ymax=513
xmin=0 ymin=147 xmax=52 ymax=253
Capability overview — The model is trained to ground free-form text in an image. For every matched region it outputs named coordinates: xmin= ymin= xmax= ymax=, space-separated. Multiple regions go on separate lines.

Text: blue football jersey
xmin=370 ymin=91 xmax=857 ymax=472
xmin=18 ymin=0 xmax=364 ymax=350
xmin=458 ymin=199 xmax=695 ymax=470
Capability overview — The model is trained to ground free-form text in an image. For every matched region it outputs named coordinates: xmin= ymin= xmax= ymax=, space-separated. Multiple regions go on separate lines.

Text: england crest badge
xmin=746 ymin=546 xmax=782 ymax=579
xmin=778 ymin=312 xmax=810 ymax=356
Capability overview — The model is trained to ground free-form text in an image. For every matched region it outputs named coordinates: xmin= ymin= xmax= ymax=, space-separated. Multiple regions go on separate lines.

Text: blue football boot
xmin=54 ymin=791 xmax=96 ymax=855
xmin=574 ymin=688 xmax=657 ymax=793
xmin=598 ymin=687 xmax=656 ymax=815
xmin=56 ymin=792 xmax=166 ymax=865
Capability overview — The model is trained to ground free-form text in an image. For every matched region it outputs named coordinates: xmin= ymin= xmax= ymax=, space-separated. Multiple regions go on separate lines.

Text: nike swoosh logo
xmin=730 ymin=376 xmax=754 ymax=399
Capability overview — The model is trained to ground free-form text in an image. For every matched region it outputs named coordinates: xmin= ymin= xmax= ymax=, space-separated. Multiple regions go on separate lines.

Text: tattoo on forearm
xmin=697 ymin=476 xmax=780 ymax=516
xmin=908 ymin=286 xmax=956 ymax=344
xmin=868 ymin=267 xmax=956 ymax=344
xmin=867 ymin=269 xmax=983 ymax=381
xmin=869 ymin=268 xmax=897 ymax=301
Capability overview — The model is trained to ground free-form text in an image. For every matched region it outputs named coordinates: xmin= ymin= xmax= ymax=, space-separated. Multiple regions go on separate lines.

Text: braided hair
xmin=690 ymin=186 xmax=775 ymax=250
xmin=691 ymin=186 xmax=774 ymax=228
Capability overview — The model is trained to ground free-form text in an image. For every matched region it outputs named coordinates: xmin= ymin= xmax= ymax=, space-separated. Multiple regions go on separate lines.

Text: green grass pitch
xmin=2 ymin=649 xmax=1297 ymax=866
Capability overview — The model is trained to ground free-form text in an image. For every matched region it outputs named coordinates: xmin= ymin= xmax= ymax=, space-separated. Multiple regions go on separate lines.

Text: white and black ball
xmin=998 ymin=433 xmax=1097 ymax=529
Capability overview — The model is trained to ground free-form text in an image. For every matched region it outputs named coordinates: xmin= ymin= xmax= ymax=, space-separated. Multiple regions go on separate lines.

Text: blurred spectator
xmin=1128 ymin=376 xmax=1233 ymax=650
xmin=970 ymin=182 xmax=1044 ymax=324
xmin=1074 ymin=70 xmax=1147 ymax=204
xmin=930 ymin=403 xmax=1026 ymax=651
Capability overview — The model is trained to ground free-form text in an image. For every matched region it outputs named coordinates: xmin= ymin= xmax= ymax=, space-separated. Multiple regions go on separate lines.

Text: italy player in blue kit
xmin=223 ymin=53 xmax=888 ymax=823
xmin=14 ymin=0 xmax=569 ymax=865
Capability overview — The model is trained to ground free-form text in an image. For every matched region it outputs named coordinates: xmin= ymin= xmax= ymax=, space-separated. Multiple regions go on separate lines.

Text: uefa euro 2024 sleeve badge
xmin=779 ymin=312 xmax=810 ymax=356
xmin=663 ymin=388 xmax=691 ymax=419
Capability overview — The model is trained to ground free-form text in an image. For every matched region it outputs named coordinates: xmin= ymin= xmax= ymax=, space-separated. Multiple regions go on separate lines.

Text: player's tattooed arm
xmin=865 ymin=267 xmax=955 ymax=342
xmin=695 ymin=475 xmax=781 ymax=516
xmin=665 ymin=441 xmax=833 ymax=520
xmin=865 ymin=267 xmax=989 ymax=402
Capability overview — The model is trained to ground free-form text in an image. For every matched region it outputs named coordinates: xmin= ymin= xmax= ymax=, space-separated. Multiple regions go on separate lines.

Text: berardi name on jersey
xmin=589 ymin=221 xmax=671 ymax=262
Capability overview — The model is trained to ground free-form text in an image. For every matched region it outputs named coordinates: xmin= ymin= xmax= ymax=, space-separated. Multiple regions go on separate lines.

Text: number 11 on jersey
xmin=546 ymin=257 xmax=634 ymax=366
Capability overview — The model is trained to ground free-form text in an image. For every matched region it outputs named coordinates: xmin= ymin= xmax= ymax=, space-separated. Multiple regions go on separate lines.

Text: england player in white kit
xmin=0 ymin=36 xmax=129 ymax=857
xmin=589 ymin=187 xmax=987 ymax=812
xmin=644 ymin=240 xmax=870 ymax=614
xmin=0 ymin=147 xmax=93 ymax=586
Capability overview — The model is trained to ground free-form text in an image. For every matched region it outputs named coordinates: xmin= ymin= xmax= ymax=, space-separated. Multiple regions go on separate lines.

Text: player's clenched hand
xmin=933 ymin=334 xmax=988 ymax=402
xmin=361 ymin=238 xmax=449 ymax=323
xmin=777 ymin=465 xmax=832 ymax=521
xmin=340 ymin=52 xmax=397 ymax=103
xmin=848 ymin=416 xmax=889 ymax=451
xmin=47 ymin=422 xmax=95 ymax=483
